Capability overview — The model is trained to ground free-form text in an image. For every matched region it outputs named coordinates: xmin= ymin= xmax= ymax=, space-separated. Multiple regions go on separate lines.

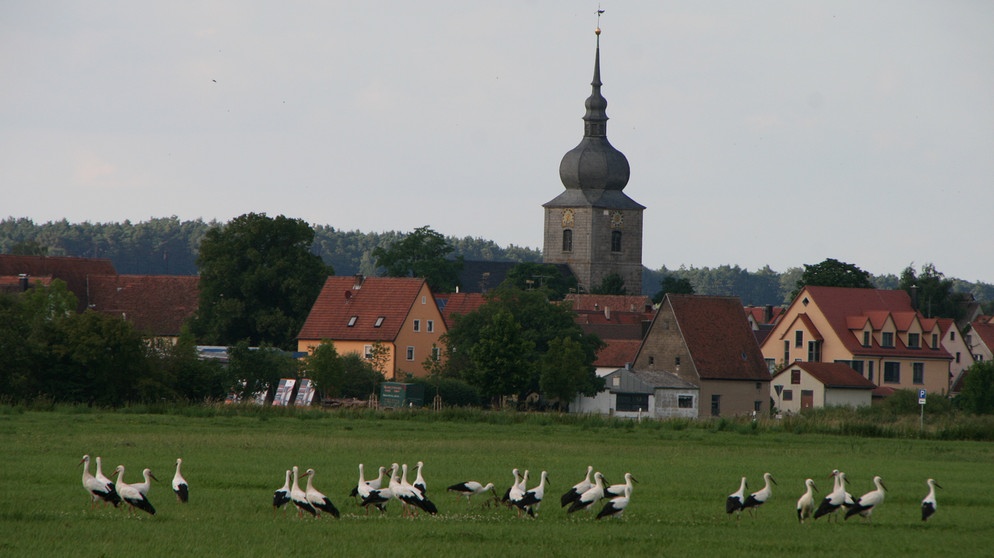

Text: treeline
xmin=3 ymin=217 xmax=992 ymax=307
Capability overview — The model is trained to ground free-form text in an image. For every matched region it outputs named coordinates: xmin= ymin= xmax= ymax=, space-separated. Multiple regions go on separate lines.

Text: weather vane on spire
xmin=596 ymin=6 xmax=605 ymax=34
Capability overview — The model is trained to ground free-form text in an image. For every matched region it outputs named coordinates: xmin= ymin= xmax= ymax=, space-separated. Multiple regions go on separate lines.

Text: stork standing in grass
xmin=447 ymin=481 xmax=497 ymax=506
xmin=133 ymin=468 xmax=158 ymax=497
xmin=172 ymin=458 xmax=188 ymax=503
xmin=726 ymin=477 xmax=748 ymax=517
xmin=845 ymin=476 xmax=886 ymax=521
xmin=742 ymin=472 xmax=777 ymax=516
xmin=114 ymin=465 xmax=156 ymax=516
xmin=796 ymin=478 xmax=818 ymax=523
xmin=273 ymin=469 xmax=292 ymax=515
xmin=567 ymin=472 xmax=606 ymax=514
xmin=413 ymin=461 xmax=428 ymax=497
xmin=507 ymin=470 xmax=529 ymax=515
xmin=92 ymin=456 xmax=121 ymax=508
xmin=290 ymin=466 xmax=316 ymax=518
xmin=502 ymin=468 xmax=522 ymax=505
xmin=921 ymin=478 xmax=941 ymax=522
xmin=596 ymin=483 xmax=631 ymax=520
xmin=814 ymin=471 xmax=848 ymax=521
xmin=561 ymin=466 xmax=593 ymax=508
xmin=605 ymin=473 xmax=637 ymax=498
xmin=80 ymin=454 xmax=119 ymax=509
xmin=514 ymin=470 xmax=549 ymax=517
xmin=394 ymin=463 xmax=437 ymax=516
xmin=304 ymin=468 xmax=341 ymax=518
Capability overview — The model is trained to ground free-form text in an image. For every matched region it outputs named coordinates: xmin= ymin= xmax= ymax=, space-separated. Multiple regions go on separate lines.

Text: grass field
xmin=2 ymin=407 xmax=993 ymax=557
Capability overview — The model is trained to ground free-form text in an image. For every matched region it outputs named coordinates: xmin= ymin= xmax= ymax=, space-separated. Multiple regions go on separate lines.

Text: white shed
xmin=771 ymin=361 xmax=875 ymax=413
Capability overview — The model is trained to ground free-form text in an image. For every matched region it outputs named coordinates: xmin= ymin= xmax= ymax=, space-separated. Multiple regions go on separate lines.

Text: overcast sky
xmin=3 ymin=1 xmax=992 ymax=282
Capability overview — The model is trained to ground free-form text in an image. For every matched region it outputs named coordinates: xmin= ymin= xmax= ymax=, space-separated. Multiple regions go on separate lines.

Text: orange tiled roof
xmin=86 ymin=274 xmax=199 ymax=336
xmin=971 ymin=322 xmax=994 ymax=352
xmin=774 ymin=361 xmax=876 ymax=389
xmin=594 ymin=339 xmax=642 ymax=368
xmin=435 ymin=292 xmax=487 ymax=328
xmin=298 ymin=276 xmax=429 ymax=342
xmin=564 ymin=294 xmax=652 ymax=313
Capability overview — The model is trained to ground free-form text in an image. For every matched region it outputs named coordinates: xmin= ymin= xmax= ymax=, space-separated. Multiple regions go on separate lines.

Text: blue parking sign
xmin=918 ymin=389 xmax=927 ymax=404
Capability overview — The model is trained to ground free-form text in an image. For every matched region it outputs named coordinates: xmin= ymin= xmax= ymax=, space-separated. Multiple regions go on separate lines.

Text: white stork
xmin=567 ymin=471 xmax=606 ymax=514
xmin=273 ymin=469 xmax=292 ymax=515
xmin=596 ymin=483 xmax=631 ymax=520
xmin=796 ymin=478 xmax=818 ymax=523
xmin=502 ymin=468 xmax=522 ymax=505
xmin=561 ymin=466 xmax=593 ymax=508
xmin=391 ymin=463 xmax=437 ymax=516
xmin=114 ymin=465 xmax=156 ymax=516
xmin=447 ymin=481 xmax=497 ymax=505
xmin=172 ymin=458 xmax=189 ymax=503
xmin=921 ymin=478 xmax=941 ymax=522
xmin=814 ymin=471 xmax=848 ymax=521
xmin=356 ymin=464 xmax=391 ymax=513
xmin=80 ymin=454 xmax=119 ymax=508
xmin=304 ymin=468 xmax=341 ymax=518
xmin=605 ymin=472 xmax=638 ymax=498
xmin=413 ymin=461 xmax=428 ymax=497
xmin=290 ymin=466 xmax=317 ymax=518
xmin=350 ymin=463 xmax=370 ymax=499
xmin=742 ymin=472 xmax=777 ymax=515
xmin=508 ymin=469 xmax=529 ymax=514
xmin=845 ymin=475 xmax=886 ymax=521
xmin=94 ymin=456 xmax=121 ymax=507
xmin=726 ymin=477 xmax=748 ymax=516
xmin=133 ymin=468 xmax=158 ymax=497
xmin=514 ymin=470 xmax=549 ymax=517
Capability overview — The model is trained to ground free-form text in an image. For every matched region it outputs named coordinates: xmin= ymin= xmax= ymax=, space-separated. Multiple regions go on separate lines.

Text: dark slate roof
xmin=298 ymin=276 xmax=430 ymax=342
xmin=636 ymin=369 xmax=699 ymax=390
xmin=773 ymin=362 xmax=876 ymax=390
xmin=663 ymin=294 xmax=771 ymax=382
xmin=86 ymin=274 xmax=199 ymax=336
xmin=455 ymin=260 xmax=575 ymax=294
xmin=0 ymin=254 xmax=117 ymax=313
xmin=542 ymin=189 xmax=645 ymax=210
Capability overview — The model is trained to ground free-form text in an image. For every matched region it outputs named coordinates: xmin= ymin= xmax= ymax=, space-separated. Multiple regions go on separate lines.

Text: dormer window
xmin=882 ymin=332 xmax=894 ymax=348
xmin=863 ymin=331 xmax=871 ymax=347
xmin=374 ymin=316 xmax=385 ymax=328
xmin=908 ymin=333 xmax=920 ymax=349
xmin=347 ymin=316 xmax=358 ymax=327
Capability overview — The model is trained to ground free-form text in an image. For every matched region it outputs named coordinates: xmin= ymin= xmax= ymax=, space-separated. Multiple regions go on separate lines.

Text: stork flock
xmin=726 ymin=470 xmax=942 ymax=523
xmin=79 ymin=455 xmax=188 ymax=517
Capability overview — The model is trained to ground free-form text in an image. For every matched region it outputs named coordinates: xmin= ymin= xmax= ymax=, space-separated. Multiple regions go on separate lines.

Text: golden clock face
xmin=561 ymin=208 xmax=575 ymax=228
xmin=610 ymin=210 xmax=624 ymax=228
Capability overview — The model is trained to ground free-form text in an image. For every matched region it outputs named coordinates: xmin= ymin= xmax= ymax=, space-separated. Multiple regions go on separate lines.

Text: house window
xmin=710 ymin=395 xmax=721 ymax=416
xmin=348 ymin=316 xmax=358 ymax=327
xmin=562 ymin=229 xmax=573 ymax=252
xmin=882 ymin=332 xmax=894 ymax=348
xmin=431 ymin=346 xmax=441 ymax=361
xmin=850 ymin=360 xmax=864 ymax=375
xmin=863 ymin=331 xmax=871 ymax=347
xmin=884 ymin=362 xmax=900 ymax=383
xmin=765 ymin=358 xmax=777 ymax=373
xmin=908 ymin=333 xmax=920 ymax=349
xmin=648 ymin=356 xmax=654 ymax=366
xmin=795 ymin=331 xmax=803 ymax=348
xmin=615 ymin=393 xmax=649 ymax=412
xmin=791 ymin=369 xmax=801 ymax=385
xmin=610 ymin=230 xmax=622 ymax=252
xmin=783 ymin=389 xmax=794 ymax=401
xmin=413 ymin=320 xmax=421 ymax=332
xmin=678 ymin=395 xmax=693 ymax=408
xmin=808 ymin=341 xmax=821 ymax=362
xmin=950 ymin=331 xmax=955 ymax=341
xmin=374 ymin=316 xmax=385 ymax=328
xmin=675 ymin=356 xmax=681 ymax=366
xmin=956 ymin=352 xmax=961 ymax=363
xmin=406 ymin=346 xmax=415 ymax=361
xmin=364 ymin=345 xmax=373 ymax=359
xmin=427 ymin=320 xmax=434 ymax=333
xmin=422 ymin=296 xmax=427 ymax=304
xmin=931 ymin=334 xmax=938 ymax=349
xmin=913 ymin=363 xmax=924 ymax=385
xmin=754 ymin=401 xmax=762 ymax=412
xmin=868 ymin=361 xmax=874 ymax=382
xmin=783 ymin=341 xmax=789 ymax=364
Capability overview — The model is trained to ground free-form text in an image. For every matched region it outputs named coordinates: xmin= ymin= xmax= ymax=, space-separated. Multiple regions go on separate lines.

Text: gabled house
xmin=633 ymin=294 xmax=771 ymax=417
xmin=760 ymin=286 xmax=953 ymax=395
xmin=771 ymin=361 xmax=876 ymax=413
xmin=434 ymin=292 xmax=486 ymax=329
xmin=0 ymin=254 xmax=117 ymax=313
xmin=937 ymin=318 xmax=975 ymax=393
xmin=297 ymin=275 xmax=446 ymax=380
xmin=968 ymin=321 xmax=994 ymax=363
xmin=570 ymin=366 xmax=698 ymax=419
xmin=566 ymin=293 xmax=654 ymax=341
xmin=85 ymin=274 xmax=200 ymax=343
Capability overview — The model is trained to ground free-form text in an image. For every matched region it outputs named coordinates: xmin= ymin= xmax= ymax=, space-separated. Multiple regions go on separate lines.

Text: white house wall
xmin=824 ymin=388 xmax=871 ymax=408
xmin=653 ymin=389 xmax=698 ymax=419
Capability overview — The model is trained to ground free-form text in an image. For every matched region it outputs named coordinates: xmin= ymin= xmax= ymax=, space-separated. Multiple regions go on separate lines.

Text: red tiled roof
xmin=297 ymin=276 xmax=429 ymax=342
xmin=775 ymin=361 xmax=876 ymax=389
xmin=594 ymin=339 xmax=642 ymax=368
xmin=971 ymin=322 xmax=994 ymax=352
xmin=435 ymin=292 xmax=487 ymax=328
xmin=0 ymin=255 xmax=117 ymax=313
xmin=564 ymin=294 xmax=652 ymax=313
xmin=744 ymin=305 xmax=784 ymax=325
xmin=665 ymin=294 xmax=770 ymax=381
xmin=86 ymin=275 xmax=200 ymax=336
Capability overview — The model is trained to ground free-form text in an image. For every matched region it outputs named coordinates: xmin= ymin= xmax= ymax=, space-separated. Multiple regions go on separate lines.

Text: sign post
xmin=918 ymin=389 xmax=927 ymax=433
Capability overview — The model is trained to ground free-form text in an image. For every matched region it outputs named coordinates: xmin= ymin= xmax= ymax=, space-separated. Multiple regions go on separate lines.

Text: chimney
xmin=764 ymin=305 xmax=773 ymax=323
xmin=18 ymin=274 xmax=29 ymax=292
xmin=910 ymin=284 xmax=919 ymax=310
xmin=353 ymin=274 xmax=365 ymax=290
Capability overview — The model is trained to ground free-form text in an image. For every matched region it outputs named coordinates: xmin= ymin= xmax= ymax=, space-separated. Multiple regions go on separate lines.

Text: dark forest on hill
xmin=2 ymin=216 xmax=992 ymax=307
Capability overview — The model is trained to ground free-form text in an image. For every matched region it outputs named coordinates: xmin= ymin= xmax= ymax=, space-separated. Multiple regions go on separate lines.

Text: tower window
xmin=611 ymin=230 xmax=622 ymax=252
xmin=562 ymin=229 xmax=573 ymax=252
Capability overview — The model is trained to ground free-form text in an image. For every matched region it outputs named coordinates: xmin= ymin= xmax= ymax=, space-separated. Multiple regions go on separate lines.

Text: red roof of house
xmin=744 ymin=305 xmax=784 ymax=325
xmin=297 ymin=276 xmax=430 ymax=342
xmin=774 ymin=361 xmax=876 ymax=389
xmin=564 ymin=294 xmax=653 ymax=313
xmin=0 ymin=255 xmax=117 ymax=313
xmin=594 ymin=339 xmax=642 ymax=368
xmin=86 ymin=274 xmax=200 ymax=336
xmin=664 ymin=294 xmax=771 ymax=381
xmin=435 ymin=292 xmax=487 ymax=328
xmin=971 ymin=322 xmax=994 ymax=352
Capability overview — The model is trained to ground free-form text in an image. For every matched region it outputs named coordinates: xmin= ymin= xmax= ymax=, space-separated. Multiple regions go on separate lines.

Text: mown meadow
xmin=2 ymin=405 xmax=993 ymax=557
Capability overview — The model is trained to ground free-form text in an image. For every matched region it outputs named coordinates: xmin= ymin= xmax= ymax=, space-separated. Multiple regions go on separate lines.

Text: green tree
xmin=899 ymin=263 xmax=967 ymax=320
xmin=227 ymin=342 xmax=298 ymax=405
xmin=790 ymin=258 xmax=873 ymax=301
xmin=372 ymin=225 xmax=463 ymax=293
xmin=652 ymin=275 xmax=695 ymax=304
xmin=466 ymin=309 xmax=535 ymax=402
xmin=191 ymin=213 xmax=331 ymax=350
xmin=304 ymin=342 xmax=346 ymax=400
xmin=539 ymin=336 xmax=603 ymax=410
xmin=591 ymin=273 xmax=627 ymax=295
xmin=154 ymin=328 xmax=229 ymax=402
xmin=339 ymin=352 xmax=382 ymax=399
xmin=503 ymin=262 xmax=577 ymax=300
xmin=957 ymin=361 xmax=994 ymax=414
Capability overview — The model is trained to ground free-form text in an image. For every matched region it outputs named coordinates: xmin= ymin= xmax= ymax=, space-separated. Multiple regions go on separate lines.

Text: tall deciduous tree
xmin=899 ymin=263 xmax=967 ymax=320
xmin=591 ymin=273 xmax=627 ymax=295
xmin=304 ymin=342 xmax=346 ymax=400
xmin=957 ymin=361 xmax=994 ymax=414
xmin=791 ymin=258 xmax=873 ymax=301
xmin=539 ymin=336 xmax=603 ymax=410
xmin=191 ymin=213 xmax=331 ymax=349
xmin=503 ymin=262 xmax=577 ymax=300
xmin=372 ymin=225 xmax=463 ymax=293
xmin=652 ymin=275 xmax=695 ymax=304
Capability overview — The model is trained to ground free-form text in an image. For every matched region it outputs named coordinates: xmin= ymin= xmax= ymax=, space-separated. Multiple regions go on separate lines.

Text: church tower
xmin=542 ymin=25 xmax=644 ymax=294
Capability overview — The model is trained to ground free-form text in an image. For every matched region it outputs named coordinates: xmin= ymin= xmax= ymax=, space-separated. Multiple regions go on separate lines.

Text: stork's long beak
xmin=771 ymin=477 xmax=778 ymax=485
xmin=151 ymin=473 xmax=159 ymax=482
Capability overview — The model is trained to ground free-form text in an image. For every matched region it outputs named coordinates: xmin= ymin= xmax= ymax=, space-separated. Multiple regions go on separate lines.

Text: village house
xmin=296 ymin=275 xmax=446 ymax=380
xmin=0 ymin=254 xmax=117 ymax=313
xmin=85 ymin=274 xmax=200 ymax=344
xmin=771 ymin=361 xmax=876 ymax=413
xmin=760 ymin=286 xmax=953 ymax=396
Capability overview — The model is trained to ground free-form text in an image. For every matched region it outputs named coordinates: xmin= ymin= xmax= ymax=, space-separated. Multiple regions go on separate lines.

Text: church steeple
xmin=559 ymin=26 xmax=631 ymax=192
